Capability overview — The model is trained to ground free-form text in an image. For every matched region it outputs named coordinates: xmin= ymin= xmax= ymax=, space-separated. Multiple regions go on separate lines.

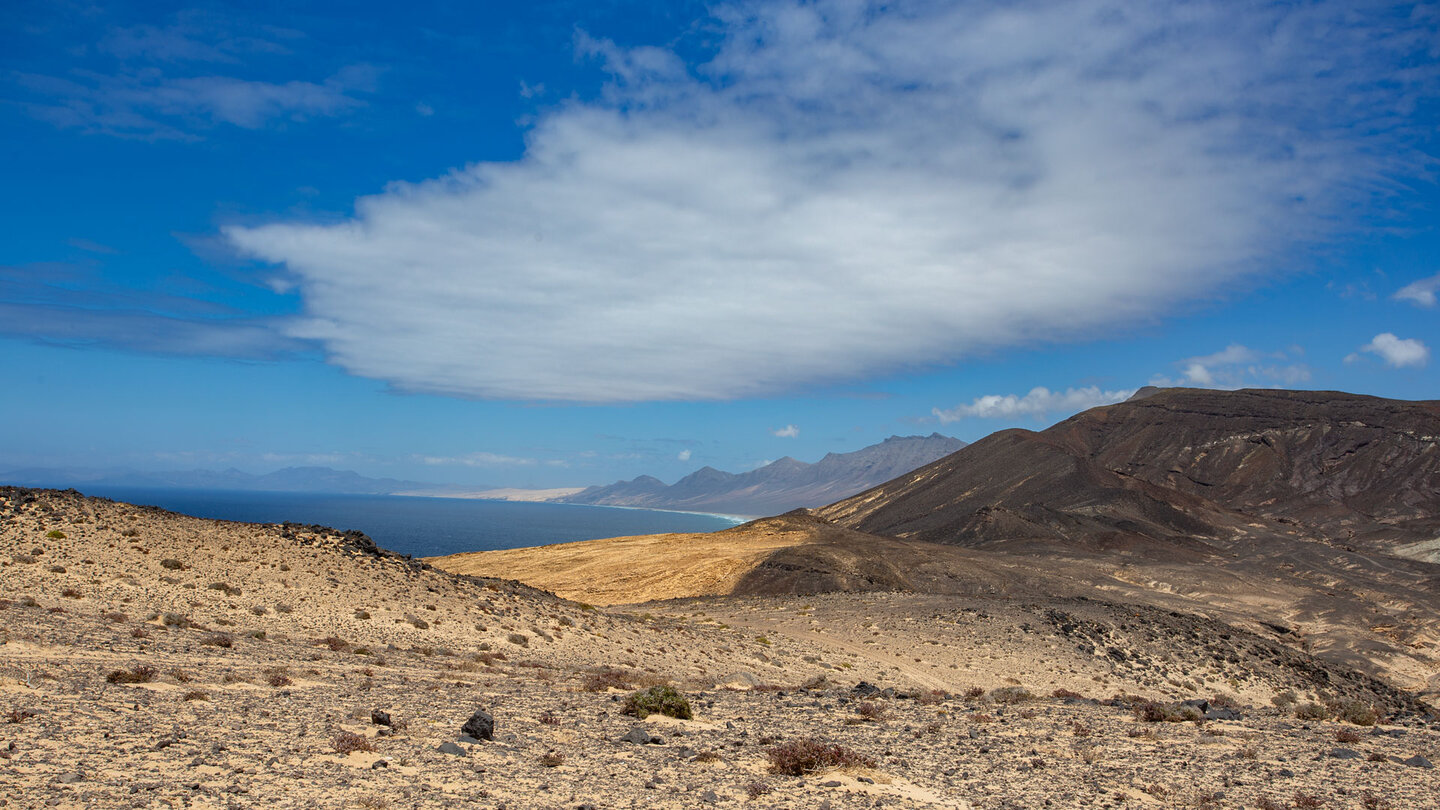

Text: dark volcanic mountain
xmin=820 ymin=388 xmax=1440 ymax=561
xmin=560 ymin=433 xmax=966 ymax=515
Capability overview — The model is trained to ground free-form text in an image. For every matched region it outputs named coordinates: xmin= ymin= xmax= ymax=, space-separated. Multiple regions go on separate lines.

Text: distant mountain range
xmin=0 ymin=465 xmax=454 ymax=496
xmin=557 ymin=433 xmax=966 ymax=515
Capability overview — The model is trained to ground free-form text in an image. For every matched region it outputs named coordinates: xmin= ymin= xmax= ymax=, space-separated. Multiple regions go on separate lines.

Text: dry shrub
xmin=766 ymin=738 xmax=876 ymax=775
xmin=1292 ymin=793 xmax=1326 ymax=809
xmin=914 ymin=689 xmax=949 ymax=705
xmin=1334 ymin=727 xmax=1362 ymax=744
xmin=321 ymin=636 xmax=351 ymax=653
xmin=183 ymin=690 xmax=209 ymax=701
xmin=332 ymin=731 xmax=376 ymax=755
xmin=539 ymin=751 xmax=564 ymax=767
xmin=1330 ymin=698 xmax=1380 ymax=726
xmin=5 ymin=709 xmax=37 ymax=724
xmin=583 ymin=668 xmax=634 ymax=692
xmin=963 ymin=686 xmax=985 ymax=699
xmin=988 ymin=686 xmax=1033 ymax=704
xmin=201 ymin=633 xmax=234 ymax=648
xmin=1052 ymin=687 xmax=1084 ymax=699
xmin=855 ymin=701 xmax=887 ymax=721
xmin=106 ymin=665 xmax=157 ymax=684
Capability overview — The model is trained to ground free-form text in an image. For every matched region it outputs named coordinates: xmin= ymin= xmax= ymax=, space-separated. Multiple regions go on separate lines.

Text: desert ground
xmin=3 ymin=487 xmax=1438 ymax=809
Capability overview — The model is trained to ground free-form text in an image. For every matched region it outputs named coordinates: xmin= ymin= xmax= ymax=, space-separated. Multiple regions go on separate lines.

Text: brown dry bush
xmin=332 ymin=731 xmax=376 ymax=755
xmin=854 ymin=701 xmax=887 ymax=721
xmin=582 ymin=668 xmax=634 ymax=692
xmin=106 ymin=665 xmax=157 ymax=684
xmin=766 ymin=738 xmax=876 ymax=775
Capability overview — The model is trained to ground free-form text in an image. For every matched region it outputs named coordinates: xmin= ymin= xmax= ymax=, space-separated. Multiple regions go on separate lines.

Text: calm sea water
xmin=72 ymin=487 xmax=743 ymax=558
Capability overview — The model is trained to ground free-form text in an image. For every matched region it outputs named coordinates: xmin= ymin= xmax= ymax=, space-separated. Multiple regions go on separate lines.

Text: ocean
xmin=68 ymin=486 xmax=745 ymax=558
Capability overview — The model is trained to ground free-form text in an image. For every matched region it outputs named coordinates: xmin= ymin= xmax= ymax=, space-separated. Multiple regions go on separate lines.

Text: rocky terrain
xmin=560 ymin=434 xmax=964 ymax=516
xmin=4 ymin=486 xmax=1439 ymax=809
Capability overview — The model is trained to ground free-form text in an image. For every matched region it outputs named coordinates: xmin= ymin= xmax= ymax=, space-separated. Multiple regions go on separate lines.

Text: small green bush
xmin=46 ymin=530 xmax=66 ymax=539
xmin=624 ymin=685 xmax=693 ymax=720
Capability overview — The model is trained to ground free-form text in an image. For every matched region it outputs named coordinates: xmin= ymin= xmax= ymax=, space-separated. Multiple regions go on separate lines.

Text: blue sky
xmin=2 ymin=0 xmax=1437 ymax=489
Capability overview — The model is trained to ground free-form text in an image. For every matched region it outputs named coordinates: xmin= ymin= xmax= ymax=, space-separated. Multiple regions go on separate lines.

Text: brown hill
xmin=819 ymin=388 xmax=1440 ymax=560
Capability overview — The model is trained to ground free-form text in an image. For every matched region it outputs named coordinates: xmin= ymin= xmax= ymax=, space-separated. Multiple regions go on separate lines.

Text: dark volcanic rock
xmin=461 ymin=709 xmax=494 ymax=741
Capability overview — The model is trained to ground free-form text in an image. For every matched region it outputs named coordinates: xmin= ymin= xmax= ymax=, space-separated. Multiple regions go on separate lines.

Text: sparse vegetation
xmin=45 ymin=530 xmax=65 ymax=539
xmin=160 ymin=558 xmax=186 ymax=570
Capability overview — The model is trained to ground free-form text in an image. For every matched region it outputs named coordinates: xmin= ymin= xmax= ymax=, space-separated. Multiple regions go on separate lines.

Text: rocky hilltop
xmin=560 ymin=433 xmax=965 ymax=515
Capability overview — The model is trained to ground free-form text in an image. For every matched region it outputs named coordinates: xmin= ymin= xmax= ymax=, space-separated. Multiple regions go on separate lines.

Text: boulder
xmin=461 ymin=709 xmax=494 ymax=741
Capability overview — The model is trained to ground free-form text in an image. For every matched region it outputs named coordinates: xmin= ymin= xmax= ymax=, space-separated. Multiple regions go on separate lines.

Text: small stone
xmin=1329 ymin=748 xmax=1361 ymax=760
xmin=461 ymin=709 xmax=494 ymax=741
xmin=56 ymin=773 xmax=84 ymax=784
xmin=437 ymin=742 xmax=466 ymax=757
xmin=622 ymin=725 xmax=657 ymax=745
xmin=371 ymin=760 xmax=389 ymax=769
xmin=821 ymin=780 xmax=843 ymax=787
xmin=1401 ymin=754 xmax=1434 ymax=769
xmin=371 ymin=710 xmax=392 ymax=727
xmin=700 ymin=790 xmax=719 ymax=803
xmin=852 ymin=681 xmax=881 ymax=698
xmin=857 ymin=776 xmax=875 ymax=784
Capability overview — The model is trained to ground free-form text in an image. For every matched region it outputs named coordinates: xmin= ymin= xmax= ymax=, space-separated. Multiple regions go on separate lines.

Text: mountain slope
xmin=560 ymin=433 xmax=965 ymax=515
xmin=819 ymin=388 xmax=1440 ymax=560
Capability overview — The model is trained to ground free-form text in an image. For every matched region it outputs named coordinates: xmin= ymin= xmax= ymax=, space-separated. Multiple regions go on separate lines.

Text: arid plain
xmin=3 ymin=483 xmax=1437 ymax=809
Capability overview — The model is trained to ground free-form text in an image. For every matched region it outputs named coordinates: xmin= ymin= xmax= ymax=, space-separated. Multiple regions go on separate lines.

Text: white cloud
xmin=677 ymin=449 xmax=692 ymax=461
xmin=228 ymin=1 xmax=1431 ymax=401
xmin=1354 ymin=333 xmax=1430 ymax=368
xmin=771 ymin=424 xmax=800 ymax=438
xmin=1151 ymin=344 xmax=1311 ymax=389
xmin=1395 ymin=273 xmax=1440 ymax=308
xmin=417 ymin=452 xmax=538 ymax=467
xmin=933 ymin=386 xmax=1134 ymax=423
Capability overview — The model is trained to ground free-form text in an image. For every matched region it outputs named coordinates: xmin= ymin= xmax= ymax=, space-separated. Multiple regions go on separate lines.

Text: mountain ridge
xmin=558 ymin=432 xmax=966 ymax=515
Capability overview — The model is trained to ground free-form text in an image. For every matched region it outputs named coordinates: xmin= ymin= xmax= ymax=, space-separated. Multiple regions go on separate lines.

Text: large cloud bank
xmin=228 ymin=0 xmax=1433 ymax=401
